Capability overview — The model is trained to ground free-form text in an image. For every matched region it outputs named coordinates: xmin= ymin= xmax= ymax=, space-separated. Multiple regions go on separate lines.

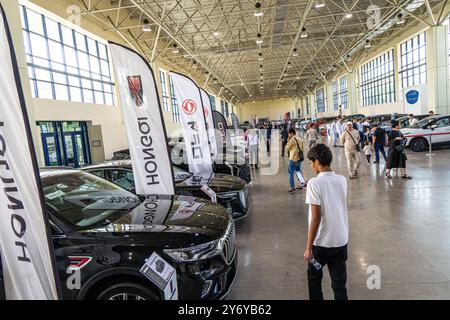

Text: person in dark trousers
xmin=385 ymin=120 xmax=413 ymax=179
xmin=266 ymin=123 xmax=272 ymax=153
xmin=372 ymin=124 xmax=388 ymax=163
xmin=304 ymin=144 xmax=349 ymax=300
xmin=280 ymin=125 xmax=289 ymax=157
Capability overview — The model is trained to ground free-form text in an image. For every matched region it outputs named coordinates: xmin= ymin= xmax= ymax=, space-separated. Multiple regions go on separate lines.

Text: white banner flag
xmin=109 ymin=43 xmax=175 ymax=195
xmin=200 ymin=88 xmax=217 ymax=158
xmin=0 ymin=6 xmax=59 ymax=300
xmin=169 ymin=72 xmax=213 ymax=174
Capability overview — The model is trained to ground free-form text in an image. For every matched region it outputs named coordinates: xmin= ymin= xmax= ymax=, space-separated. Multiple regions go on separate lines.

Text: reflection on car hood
xmin=177 ymin=173 xmax=246 ymax=192
xmin=87 ymin=194 xmax=230 ymax=241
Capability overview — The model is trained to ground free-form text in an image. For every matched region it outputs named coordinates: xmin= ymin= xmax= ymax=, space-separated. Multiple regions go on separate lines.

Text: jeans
xmin=333 ymin=133 xmax=339 ymax=146
xmin=308 ymin=245 xmax=348 ymax=300
xmin=288 ymin=160 xmax=302 ymax=189
xmin=374 ymin=143 xmax=387 ymax=162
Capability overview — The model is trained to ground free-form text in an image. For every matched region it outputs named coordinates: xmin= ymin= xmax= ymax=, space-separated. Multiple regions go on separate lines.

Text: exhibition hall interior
xmin=1 ymin=0 xmax=450 ymax=302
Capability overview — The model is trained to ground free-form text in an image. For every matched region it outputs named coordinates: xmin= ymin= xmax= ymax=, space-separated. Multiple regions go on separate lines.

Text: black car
xmin=0 ymin=168 xmax=237 ymax=300
xmin=109 ymin=147 xmax=252 ymax=184
xmin=83 ymin=161 xmax=249 ymax=221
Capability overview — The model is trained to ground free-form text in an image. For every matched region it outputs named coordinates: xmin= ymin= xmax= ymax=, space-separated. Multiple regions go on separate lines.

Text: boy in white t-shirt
xmin=304 ymin=143 xmax=349 ymax=300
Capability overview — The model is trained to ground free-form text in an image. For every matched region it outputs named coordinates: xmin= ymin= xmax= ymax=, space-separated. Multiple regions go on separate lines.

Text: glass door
xmin=63 ymin=134 xmax=76 ymax=167
xmin=42 ymin=133 xmax=61 ymax=166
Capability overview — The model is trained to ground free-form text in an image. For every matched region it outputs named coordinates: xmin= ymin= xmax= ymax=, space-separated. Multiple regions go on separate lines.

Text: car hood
xmin=177 ymin=173 xmax=246 ymax=192
xmin=84 ymin=195 xmax=230 ymax=246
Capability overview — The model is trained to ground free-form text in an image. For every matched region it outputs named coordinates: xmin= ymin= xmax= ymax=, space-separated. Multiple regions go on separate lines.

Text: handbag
xmin=294 ymin=137 xmax=304 ymax=162
xmin=346 ymin=130 xmax=361 ymax=152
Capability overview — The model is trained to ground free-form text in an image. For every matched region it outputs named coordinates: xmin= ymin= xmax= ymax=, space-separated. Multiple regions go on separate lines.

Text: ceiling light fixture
xmin=345 ymin=13 xmax=352 ymax=19
xmin=254 ymin=2 xmax=263 ymax=17
xmin=213 ymin=31 xmax=220 ymax=37
xmin=287 ymin=62 xmax=292 ymax=69
xmin=258 ymin=52 xmax=263 ymax=61
xmin=397 ymin=13 xmax=405 ymax=25
xmin=192 ymin=60 xmax=198 ymax=68
xmin=300 ymin=27 xmax=308 ymax=38
xmin=315 ymin=1 xmax=325 ymax=9
xmin=256 ymin=33 xmax=263 ymax=44
xmin=345 ymin=54 xmax=352 ymax=62
xmin=142 ymin=19 xmax=151 ymax=32
xmin=293 ymin=48 xmax=299 ymax=57
xmin=172 ymin=43 xmax=179 ymax=53
xmin=365 ymin=39 xmax=371 ymax=49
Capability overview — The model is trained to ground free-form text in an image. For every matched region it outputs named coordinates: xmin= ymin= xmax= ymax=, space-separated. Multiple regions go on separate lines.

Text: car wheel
xmin=96 ymin=282 xmax=159 ymax=300
xmin=410 ymin=137 xmax=428 ymax=152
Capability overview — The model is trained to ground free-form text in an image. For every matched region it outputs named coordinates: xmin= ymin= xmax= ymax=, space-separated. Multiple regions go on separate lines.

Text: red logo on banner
xmin=203 ymin=107 xmax=209 ymax=117
xmin=182 ymin=99 xmax=197 ymax=115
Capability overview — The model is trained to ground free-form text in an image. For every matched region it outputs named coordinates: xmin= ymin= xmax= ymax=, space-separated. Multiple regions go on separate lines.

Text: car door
xmin=429 ymin=117 xmax=450 ymax=144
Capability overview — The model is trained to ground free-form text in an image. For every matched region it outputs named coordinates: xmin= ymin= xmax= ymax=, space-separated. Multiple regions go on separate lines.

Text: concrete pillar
xmin=1 ymin=0 xmax=44 ymax=166
xmin=427 ymin=25 xmax=449 ymax=114
xmin=348 ymin=71 xmax=358 ymax=116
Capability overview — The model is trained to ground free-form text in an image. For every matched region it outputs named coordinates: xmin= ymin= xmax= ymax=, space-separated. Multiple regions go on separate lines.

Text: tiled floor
xmin=228 ymin=138 xmax=450 ymax=300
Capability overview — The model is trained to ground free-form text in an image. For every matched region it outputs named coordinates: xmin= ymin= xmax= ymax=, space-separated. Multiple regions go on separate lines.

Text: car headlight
xmin=217 ymin=191 xmax=239 ymax=200
xmin=164 ymin=240 xmax=222 ymax=262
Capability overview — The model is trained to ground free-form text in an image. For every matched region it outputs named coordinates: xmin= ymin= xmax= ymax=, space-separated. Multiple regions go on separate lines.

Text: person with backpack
xmin=340 ymin=121 xmax=361 ymax=179
xmin=285 ymin=128 xmax=305 ymax=194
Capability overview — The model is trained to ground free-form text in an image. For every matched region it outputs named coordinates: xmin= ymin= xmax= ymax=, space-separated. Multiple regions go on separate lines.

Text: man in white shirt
xmin=247 ymin=128 xmax=260 ymax=169
xmin=304 ymin=144 xmax=349 ymax=300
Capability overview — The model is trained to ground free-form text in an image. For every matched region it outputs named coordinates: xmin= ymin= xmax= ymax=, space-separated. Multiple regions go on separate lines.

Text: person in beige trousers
xmin=340 ymin=122 xmax=361 ymax=179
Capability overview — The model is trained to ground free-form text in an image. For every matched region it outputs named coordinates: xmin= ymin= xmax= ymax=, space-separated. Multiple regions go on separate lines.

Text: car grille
xmin=236 ymin=165 xmax=251 ymax=183
xmin=221 ymin=221 xmax=236 ymax=265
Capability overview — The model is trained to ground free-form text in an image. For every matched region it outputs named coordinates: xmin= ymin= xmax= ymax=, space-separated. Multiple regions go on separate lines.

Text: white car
xmin=401 ymin=115 xmax=450 ymax=152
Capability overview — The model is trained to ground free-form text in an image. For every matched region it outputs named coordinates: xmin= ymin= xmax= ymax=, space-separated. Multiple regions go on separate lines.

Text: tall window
xmin=315 ymin=87 xmax=326 ymax=113
xmin=208 ymin=94 xmax=216 ymax=110
xmin=339 ymin=75 xmax=349 ymax=109
xmin=331 ymin=81 xmax=339 ymax=111
xmin=21 ymin=5 xmax=114 ymax=105
xmin=159 ymin=70 xmax=170 ymax=112
xmin=225 ymin=101 xmax=229 ymax=117
xmin=168 ymin=75 xmax=180 ymax=123
xmin=360 ymin=49 xmax=395 ymax=106
xmin=305 ymin=96 xmax=310 ymax=115
xmin=399 ymin=32 xmax=427 ymax=88
xmin=221 ymin=100 xmax=225 ymax=115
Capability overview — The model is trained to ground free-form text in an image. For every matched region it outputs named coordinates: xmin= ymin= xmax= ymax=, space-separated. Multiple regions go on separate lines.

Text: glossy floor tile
xmin=227 ymin=139 xmax=450 ymax=300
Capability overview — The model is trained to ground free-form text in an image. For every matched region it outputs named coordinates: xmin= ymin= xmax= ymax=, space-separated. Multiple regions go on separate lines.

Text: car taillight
xmin=68 ymin=256 xmax=92 ymax=270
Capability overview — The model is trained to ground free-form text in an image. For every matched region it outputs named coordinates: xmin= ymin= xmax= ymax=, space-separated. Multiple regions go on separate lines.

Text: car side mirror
xmin=430 ymin=125 xmax=438 ymax=131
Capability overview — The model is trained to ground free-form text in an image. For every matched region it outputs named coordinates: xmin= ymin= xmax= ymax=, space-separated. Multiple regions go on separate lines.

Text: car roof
xmin=83 ymin=160 xmax=133 ymax=170
xmin=39 ymin=167 xmax=81 ymax=178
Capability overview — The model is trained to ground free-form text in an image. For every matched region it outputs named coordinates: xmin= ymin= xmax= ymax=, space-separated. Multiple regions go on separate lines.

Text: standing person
xmin=363 ymin=140 xmax=372 ymax=165
xmin=247 ymin=128 xmax=259 ymax=169
xmin=356 ymin=119 xmax=365 ymax=149
xmin=285 ymin=128 xmax=305 ymax=194
xmin=280 ymin=124 xmax=289 ymax=157
xmin=408 ymin=114 xmax=418 ymax=127
xmin=372 ymin=124 xmax=388 ymax=163
xmin=331 ymin=118 xmax=339 ymax=147
xmin=340 ymin=122 xmax=361 ymax=179
xmin=266 ymin=123 xmax=272 ymax=153
xmin=385 ymin=120 xmax=412 ymax=179
xmin=304 ymin=144 xmax=349 ymax=301
xmin=306 ymin=124 xmax=320 ymax=150
xmin=336 ymin=118 xmax=344 ymax=147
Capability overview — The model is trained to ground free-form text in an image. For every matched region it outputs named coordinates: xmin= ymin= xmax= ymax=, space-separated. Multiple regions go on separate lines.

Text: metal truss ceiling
xmin=74 ymin=0 xmax=449 ymax=103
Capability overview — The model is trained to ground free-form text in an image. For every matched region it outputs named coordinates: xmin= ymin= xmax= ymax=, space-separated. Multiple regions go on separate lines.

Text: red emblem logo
xmin=203 ymin=107 xmax=209 ymax=117
xmin=182 ymin=99 xmax=197 ymax=115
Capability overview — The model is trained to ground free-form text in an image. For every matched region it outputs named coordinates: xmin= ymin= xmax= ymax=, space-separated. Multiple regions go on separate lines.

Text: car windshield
xmin=173 ymin=166 xmax=192 ymax=183
xmin=42 ymin=171 xmax=141 ymax=231
xmin=410 ymin=117 xmax=434 ymax=128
